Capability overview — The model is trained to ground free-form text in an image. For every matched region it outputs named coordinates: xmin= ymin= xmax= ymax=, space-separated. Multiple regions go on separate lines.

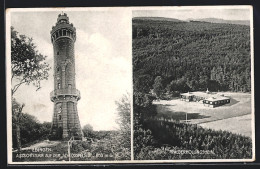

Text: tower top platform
xmin=50 ymin=13 xmax=76 ymax=43
xmin=57 ymin=13 xmax=69 ymax=23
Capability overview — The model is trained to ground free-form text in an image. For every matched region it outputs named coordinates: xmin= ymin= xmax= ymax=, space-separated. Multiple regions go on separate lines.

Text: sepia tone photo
xmin=6 ymin=8 xmax=132 ymax=163
xmin=132 ymin=6 xmax=254 ymax=162
xmin=6 ymin=6 xmax=255 ymax=164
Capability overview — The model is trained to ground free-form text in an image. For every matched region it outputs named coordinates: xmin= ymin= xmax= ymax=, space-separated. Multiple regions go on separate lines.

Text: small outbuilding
xmin=203 ymin=96 xmax=230 ymax=108
xmin=180 ymin=92 xmax=194 ymax=102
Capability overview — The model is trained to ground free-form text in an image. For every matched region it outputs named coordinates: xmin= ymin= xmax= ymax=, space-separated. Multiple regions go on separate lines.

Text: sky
xmin=133 ymin=7 xmax=251 ymax=21
xmin=8 ymin=6 xmax=251 ymax=131
xmin=10 ymin=9 xmax=132 ymax=131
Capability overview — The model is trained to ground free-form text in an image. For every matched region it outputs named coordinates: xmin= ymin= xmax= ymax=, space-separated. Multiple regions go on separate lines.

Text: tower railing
xmin=52 ymin=23 xmax=75 ymax=31
xmin=50 ymin=88 xmax=81 ymax=101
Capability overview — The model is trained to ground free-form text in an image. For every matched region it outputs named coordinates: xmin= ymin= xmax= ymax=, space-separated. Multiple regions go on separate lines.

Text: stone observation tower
xmin=49 ymin=13 xmax=83 ymax=140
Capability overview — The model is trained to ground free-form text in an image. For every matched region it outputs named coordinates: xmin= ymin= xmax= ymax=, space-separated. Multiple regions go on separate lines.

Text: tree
xmin=11 ymin=27 xmax=50 ymax=151
xmin=153 ymin=76 xmax=163 ymax=99
xmin=115 ymin=93 xmax=131 ymax=158
xmin=82 ymin=124 xmax=94 ymax=138
xmin=133 ymin=18 xmax=251 ymax=93
xmin=12 ymin=102 xmax=52 ymax=150
xmin=12 ymin=98 xmax=24 ymax=152
xmin=134 ymin=74 xmax=154 ymax=94
xmin=11 ymin=27 xmax=50 ymax=96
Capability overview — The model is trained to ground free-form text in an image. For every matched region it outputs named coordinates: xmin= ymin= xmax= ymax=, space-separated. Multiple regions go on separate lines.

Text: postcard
xmin=6 ymin=6 xmax=254 ymax=164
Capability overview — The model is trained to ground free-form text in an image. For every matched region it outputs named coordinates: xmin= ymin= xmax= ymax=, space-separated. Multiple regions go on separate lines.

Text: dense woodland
xmin=133 ymin=17 xmax=252 ymax=159
xmin=135 ymin=120 xmax=252 ymax=160
xmin=133 ymin=17 xmax=251 ymax=94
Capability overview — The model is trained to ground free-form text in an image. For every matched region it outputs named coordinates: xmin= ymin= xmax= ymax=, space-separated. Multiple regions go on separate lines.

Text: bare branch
xmin=12 ymin=81 xmax=26 ymax=96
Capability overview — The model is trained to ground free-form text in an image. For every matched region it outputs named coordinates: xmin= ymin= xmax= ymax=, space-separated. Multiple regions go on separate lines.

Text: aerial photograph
xmin=132 ymin=6 xmax=254 ymax=161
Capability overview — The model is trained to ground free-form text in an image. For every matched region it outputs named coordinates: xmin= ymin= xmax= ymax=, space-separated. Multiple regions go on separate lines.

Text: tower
xmin=49 ymin=13 xmax=83 ymax=140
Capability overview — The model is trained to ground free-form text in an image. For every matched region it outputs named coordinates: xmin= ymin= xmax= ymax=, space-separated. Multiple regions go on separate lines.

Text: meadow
xmin=153 ymin=92 xmax=252 ymax=137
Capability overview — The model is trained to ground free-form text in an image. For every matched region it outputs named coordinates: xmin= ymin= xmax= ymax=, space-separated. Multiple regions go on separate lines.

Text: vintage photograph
xmin=6 ymin=6 xmax=255 ymax=164
xmin=132 ymin=6 xmax=255 ymax=161
xmin=6 ymin=8 xmax=132 ymax=163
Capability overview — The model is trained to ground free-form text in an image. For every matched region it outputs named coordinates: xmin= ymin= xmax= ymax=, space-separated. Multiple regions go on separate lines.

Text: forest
xmin=133 ymin=17 xmax=251 ymax=95
xmin=135 ymin=120 xmax=252 ymax=160
xmin=133 ymin=17 xmax=252 ymax=160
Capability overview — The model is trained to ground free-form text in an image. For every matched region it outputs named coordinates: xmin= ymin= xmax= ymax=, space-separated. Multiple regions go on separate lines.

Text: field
xmin=153 ymin=92 xmax=252 ymax=137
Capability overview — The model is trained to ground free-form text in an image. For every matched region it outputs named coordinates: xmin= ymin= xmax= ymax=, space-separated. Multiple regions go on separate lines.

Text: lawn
xmin=153 ymin=92 xmax=253 ymax=137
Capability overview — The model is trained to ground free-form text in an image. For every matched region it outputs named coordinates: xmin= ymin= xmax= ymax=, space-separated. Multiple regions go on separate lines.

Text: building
xmin=180 ymin=92 xmax=194 ymax=102
xmin=49 ymin=13 xmax=83 ymax=140
xmin=203 ymin=96 xmax=230 ymax=108
xmin=180 ymin=90 xmax=230 ymax=108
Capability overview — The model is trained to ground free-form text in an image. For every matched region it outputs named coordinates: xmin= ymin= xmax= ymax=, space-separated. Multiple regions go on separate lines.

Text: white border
xmin=250 ymin=5 xmax=255 ymax=162
xmin=6 ymin=5 xmax=255 ymax=164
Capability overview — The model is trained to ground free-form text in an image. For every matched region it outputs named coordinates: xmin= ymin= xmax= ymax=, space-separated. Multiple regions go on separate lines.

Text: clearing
xmin=153 ymin=92 xmax=253 ymax=138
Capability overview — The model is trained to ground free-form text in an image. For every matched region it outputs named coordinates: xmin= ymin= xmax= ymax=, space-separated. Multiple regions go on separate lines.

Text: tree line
xmin=137 ymin=120 xmax=252 ymax=160
xmin=133 ymin=18 xmax=251 ymax=95
xmin=12 ymin=99 xmax=52 ymax=149
xmin=133 ymin=18 xmax=252 ymax=160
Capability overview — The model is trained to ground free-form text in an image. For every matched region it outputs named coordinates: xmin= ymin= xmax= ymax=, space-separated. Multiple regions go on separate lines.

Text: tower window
xmin=59 ymin=115 xmax=62 ymax=120
xmin=63 ymin=30 xmax=66 ymax=36
xmin=58 ymin=106 xmax=62 ymax=114
xmin=57 ymin=51 xmax=59 ymax=55
xmin=58 ymin=83 xmax=61 ymax=89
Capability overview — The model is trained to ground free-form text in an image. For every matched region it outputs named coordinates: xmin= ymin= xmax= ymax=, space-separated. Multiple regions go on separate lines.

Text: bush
xmin=12 ymin=113 xmax=51 ymax=149
xmin=134 ymin=120 xmax=252 ymax=159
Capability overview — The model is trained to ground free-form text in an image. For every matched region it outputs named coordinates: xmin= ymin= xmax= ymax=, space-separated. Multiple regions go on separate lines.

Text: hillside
xmin=133 ymin=17 xmax=185 ymax=23
xmin=188 ymin=18 xmax=250 ymax=26
xmin=133 ymin=17 xmax=251 ymax=93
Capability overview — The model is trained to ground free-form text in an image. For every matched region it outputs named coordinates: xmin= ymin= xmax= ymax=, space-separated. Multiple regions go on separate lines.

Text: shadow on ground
xmin=223 ymin=97 xmax=240 ymax=107
xmin=155 ymin=105 xmax=210 ymax=121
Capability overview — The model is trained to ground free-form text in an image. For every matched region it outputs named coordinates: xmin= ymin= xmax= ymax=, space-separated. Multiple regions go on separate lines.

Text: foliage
xmin=133 ymin=85 xmax=158 ymax=159
xmin=11 ymin=27 xmax=50 ymax=151
xmin=115 ymin=94 xmax=131 ymax=159
xmin=75 ymin=94 xmax=132 ymax=160
xmin=133 ymin=18 xmax=251 ymax=93
xmin=136 ymin=120 xmax=252 ymax=159
xmin=153 ymin=76 xmax=164 ymax=98
xmin=14 ymin=131 xmax=130 ymax=162
xmin=133 ymin=18 xmax=252 ymax=160
xmin=12 ymin=112 xmax=52 ymax=149
xmin=166 ymin=76 xmax=191 ymax=95
xmin=64 ymin=130 xmax=130 ymax=161
xmin=82 ymin=124 xmax=94 ymax=138
xmin=12 ymin=98 xmax=25 ymax=151
xmin=11 ymin=26 xmax=50 ymax=95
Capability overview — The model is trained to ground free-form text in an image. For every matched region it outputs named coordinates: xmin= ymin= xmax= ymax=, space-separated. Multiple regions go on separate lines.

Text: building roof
xmin=192 ymin=92 xmax=212 ymax=98
xmin=204 ymin=96 xmax=230 ymax=102
xmin=181 ymin=91 xmax=230 ymax=101
xmin=181 ymin=91 xmax=212 ymax=98
xmin=180 ymin=92 xmax=193 ymax=96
